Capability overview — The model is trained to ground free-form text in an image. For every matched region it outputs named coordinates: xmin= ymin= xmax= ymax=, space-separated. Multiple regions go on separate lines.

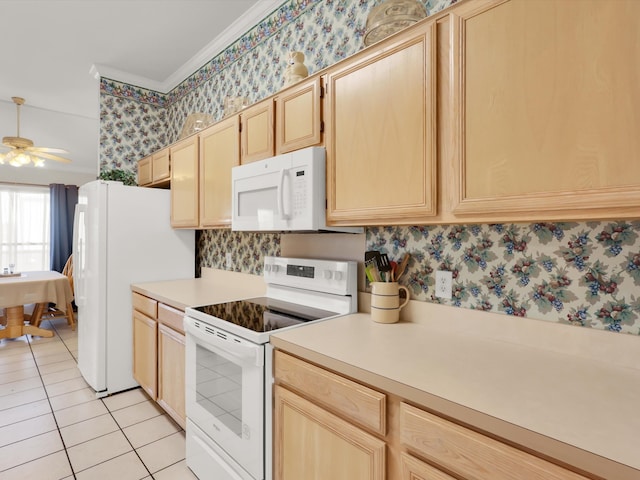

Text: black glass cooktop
xmin=193 ymin=297 xmax=339 ymax=333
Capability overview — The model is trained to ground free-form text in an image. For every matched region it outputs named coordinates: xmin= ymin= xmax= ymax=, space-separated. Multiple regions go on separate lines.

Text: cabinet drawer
xmin=132 ymin=292 xmax=157 ymax=318
xmin=158 ymin=303 xmax=185 ymax=335
xmin=400 ymin=403 xmax=589 ymax=480
xmin=400 ymin=452 xmax=456 ymax=480
xmin=274 ymin=350 xmax=386 ymax=435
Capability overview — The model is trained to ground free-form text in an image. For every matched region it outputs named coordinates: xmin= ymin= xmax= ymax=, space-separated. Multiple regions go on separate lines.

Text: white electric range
xmin=183 ymin=256 xmax=358 ymax=480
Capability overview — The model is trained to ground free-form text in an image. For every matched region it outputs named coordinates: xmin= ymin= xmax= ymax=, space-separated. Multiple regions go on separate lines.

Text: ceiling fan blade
xmin=29 ymin=146 xmax=70 ymax=154
xmin=31 ymin=151 xmax=72 ymax=163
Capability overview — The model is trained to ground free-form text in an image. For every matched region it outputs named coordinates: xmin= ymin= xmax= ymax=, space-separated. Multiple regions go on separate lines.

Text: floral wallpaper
xmin=196 ymin=229 xmax=281 ymax=277
xmin=367 ymin=222 xmax=640 ymax=334
xmin=98 ymin=0 xmax=453 ymax=171
xmin=97 ymin=0 xmax=640 ymax=335
xmin=99 ymin=94 xmax=168 ymax=171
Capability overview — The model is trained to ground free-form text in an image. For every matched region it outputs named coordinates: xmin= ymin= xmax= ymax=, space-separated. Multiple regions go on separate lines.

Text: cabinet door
xmin=152 ymin=148 xmax=170 ymax=184
xmin=274 ymin=385 xmax=385 ymax=480
xmin=400 ymin=453 xmax=456 ymax=480
xmin=137 ymin=156 xmax=152 ymax=186
xmin=450 ymin=0 xmax=640 ymax=220
xmin=241 ymin=99 xmax=274 ymax=164
xmin=132 ymin=310 xmax=157 ymax=399
xmin=275 ymin=77 xmax=322 ymax=154
xmin=170 ymin=136 xmax=199 ymax=228
xmin=157 ymin=323 xmax=186 ymax=429
xmin=199 ymin=116 xmax=240 ymax=227
xmin=325 ymin=24 xmax=437 ymax=225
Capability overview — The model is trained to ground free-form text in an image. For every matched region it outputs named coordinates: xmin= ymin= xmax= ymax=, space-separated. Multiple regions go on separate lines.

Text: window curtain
xmin=49 ymin=184 xmax=78 ymax=272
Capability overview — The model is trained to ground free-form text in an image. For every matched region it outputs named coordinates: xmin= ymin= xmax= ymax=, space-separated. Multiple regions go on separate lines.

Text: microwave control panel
xmin=291 ymin=169 xmax=308 ymax=218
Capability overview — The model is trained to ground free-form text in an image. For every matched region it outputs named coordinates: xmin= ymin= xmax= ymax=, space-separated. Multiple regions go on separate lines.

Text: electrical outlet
xmin=435 ymin=270 xmax=453 ymax=299
xmin=225 ymin=253 xmax=233 ymax=269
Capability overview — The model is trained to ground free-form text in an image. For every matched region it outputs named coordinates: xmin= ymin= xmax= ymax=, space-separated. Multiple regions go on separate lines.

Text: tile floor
xmin=0 ymin=315 xmax=197 ymax=480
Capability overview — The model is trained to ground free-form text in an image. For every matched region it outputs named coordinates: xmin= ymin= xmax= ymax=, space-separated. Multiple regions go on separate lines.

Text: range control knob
xmin=334 ymin=271 xmax=343 ymax=281
xmin=271 ymin=264 xmax=280 ymax=273
xmin=264 ymin=264 xmax=272 ymax=272
xmin=323 ymin=270 xmax=333 ymax=280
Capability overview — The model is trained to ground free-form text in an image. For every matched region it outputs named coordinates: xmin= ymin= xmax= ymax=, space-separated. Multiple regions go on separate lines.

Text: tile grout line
xmin=0 ymin=330 xmax=74 ymax=476
xmin=43 ymin=317 xmax=154 ymax=479
xmin=2 ymin=318 xmax=187 ymax=479
xmin=34 ymin=320 xmax=78 ymax=480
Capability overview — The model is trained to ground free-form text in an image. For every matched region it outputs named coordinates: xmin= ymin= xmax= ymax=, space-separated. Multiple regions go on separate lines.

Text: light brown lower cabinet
xmin=399 ymin=403 xmax=589 ymax=480
xmin=132 ymin=309 xmax=157 ymax=399
xmin=273 ymin=349 xmax=592 ymax=480
xmin=274 ymin=385 xmax=386 ymax=480
xmin=273 ymin=350 xmax=386 ymax=480
xmin=157 ymin=323 xmax=186 ymax=428
xmin=132 ymin=292 xmax=186 ymax=429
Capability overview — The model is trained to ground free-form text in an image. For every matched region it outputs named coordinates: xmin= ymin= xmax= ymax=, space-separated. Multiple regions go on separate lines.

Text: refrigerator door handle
xmin=73 ymin=203 xmax=86 ymax=307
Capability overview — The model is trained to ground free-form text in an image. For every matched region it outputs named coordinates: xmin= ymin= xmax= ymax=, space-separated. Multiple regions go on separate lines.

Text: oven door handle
xmin=184 ymin=319 xmax=264 ymax=367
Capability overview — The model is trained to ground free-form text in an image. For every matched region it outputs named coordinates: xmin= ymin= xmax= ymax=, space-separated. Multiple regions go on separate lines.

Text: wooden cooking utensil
xmin=395 ymin=253 xmax=410 ymax=280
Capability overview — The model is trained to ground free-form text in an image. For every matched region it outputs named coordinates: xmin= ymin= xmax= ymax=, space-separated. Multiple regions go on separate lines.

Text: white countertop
xmin=271 ymin=297 xmax=640 ymax=480
xmin=131 ymin=268 xmax=266 ymax=311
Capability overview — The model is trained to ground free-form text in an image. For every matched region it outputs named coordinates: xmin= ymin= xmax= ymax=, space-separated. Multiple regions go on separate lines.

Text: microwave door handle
xmin=278 ymin=168 xmax=291 ymax=220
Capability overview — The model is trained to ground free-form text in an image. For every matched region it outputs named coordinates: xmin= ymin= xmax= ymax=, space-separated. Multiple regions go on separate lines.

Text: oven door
xmin=184 ymin=316 xmax=264 ymax=480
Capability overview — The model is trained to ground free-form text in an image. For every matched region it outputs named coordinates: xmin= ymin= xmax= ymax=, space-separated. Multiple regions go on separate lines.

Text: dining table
xmin=0 ymin=270 xmax=74 ymax=339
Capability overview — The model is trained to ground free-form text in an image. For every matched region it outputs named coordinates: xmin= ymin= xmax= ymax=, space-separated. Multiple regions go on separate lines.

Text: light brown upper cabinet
xmin=275 ymin=77 xmax=322 ymax=154
xmin=137 ymin=148 xmax=170 ymax=187
xmin=325 ymin=22 xmax=437 ymax=226
xmin=447 ymin=0 xmax=640 ymax=221
xmin=199 ymin=115 xmax=240 ymax=227
xmin=170 ymin=136 xmax=199 ymax=228
xmin=137 ymin=155 xmax=152 ymax=186
xmin=240 ymin=99 xmax=274 ymax=164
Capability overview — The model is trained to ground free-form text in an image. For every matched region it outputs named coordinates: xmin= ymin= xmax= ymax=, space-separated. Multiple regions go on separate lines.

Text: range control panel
xmin=263 ymin=256 xmax=357 ymax=297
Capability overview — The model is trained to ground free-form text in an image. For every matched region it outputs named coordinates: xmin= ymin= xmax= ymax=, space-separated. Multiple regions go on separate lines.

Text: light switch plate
xmin=435 ymin=270 xmax=453 ymax=299
xmin=225 ymin=253 xmax=233 ymax=269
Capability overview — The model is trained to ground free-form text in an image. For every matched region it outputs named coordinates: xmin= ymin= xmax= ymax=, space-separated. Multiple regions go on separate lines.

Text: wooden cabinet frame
xmin=241 ymin=99 xmax=274 ymax=163
xmin=325 ymin=22 xmax=438 ymax=225
xmin=274 ymin=385 xmax=386 ymax=480
xmin=170 ymin=136 xmax=199 ymax=228
xmin=199 ymin=115 xmax=240 ymax=227
xmin=275 ymin=77 xmax=322 ymax=154
xmin=449 ymin=0 xmax=640 ymax=219
xmin=132 ymin=309 xmax=157 ymax=399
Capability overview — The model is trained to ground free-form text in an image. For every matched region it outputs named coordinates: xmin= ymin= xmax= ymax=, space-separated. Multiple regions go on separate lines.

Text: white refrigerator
xmin=73 ymin=180 xmax=195 ymax=396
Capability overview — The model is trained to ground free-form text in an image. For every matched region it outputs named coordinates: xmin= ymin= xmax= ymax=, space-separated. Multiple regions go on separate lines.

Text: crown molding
xmin=92 ymin=0 xmax=284 ymax=94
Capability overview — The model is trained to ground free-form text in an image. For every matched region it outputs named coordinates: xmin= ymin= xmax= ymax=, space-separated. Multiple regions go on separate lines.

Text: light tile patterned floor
xmin=0 ymin=316 xmax=197 ymax=480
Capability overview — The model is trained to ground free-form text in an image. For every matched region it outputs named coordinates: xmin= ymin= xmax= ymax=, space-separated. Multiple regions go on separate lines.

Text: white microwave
xmin=232 ymin=146 xmax=361 ymax=233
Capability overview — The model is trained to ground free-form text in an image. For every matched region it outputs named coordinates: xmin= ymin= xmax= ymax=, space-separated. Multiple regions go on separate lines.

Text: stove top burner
xmin=193 ymin=297 xmax=339 ymax=333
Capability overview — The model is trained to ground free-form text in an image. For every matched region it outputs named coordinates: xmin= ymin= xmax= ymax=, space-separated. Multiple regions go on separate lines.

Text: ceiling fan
xmin=0 ymin=96 xmax=71 ymax=167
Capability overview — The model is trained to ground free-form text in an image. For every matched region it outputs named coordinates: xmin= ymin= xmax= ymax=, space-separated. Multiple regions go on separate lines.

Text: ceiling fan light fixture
xmin=0 ymin=96 xmax=70 ymax=167
xmin=2 ymin=149 xmax=45 ymax=167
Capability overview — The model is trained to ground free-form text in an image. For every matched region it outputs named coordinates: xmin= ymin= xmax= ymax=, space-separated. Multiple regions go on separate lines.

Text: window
xmin=0 ymin=184 xmax=50 ymax=271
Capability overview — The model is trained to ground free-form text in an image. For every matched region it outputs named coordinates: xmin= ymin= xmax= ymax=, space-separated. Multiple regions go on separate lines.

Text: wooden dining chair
xmin=33 ymin=255 xmax=76 ymax=330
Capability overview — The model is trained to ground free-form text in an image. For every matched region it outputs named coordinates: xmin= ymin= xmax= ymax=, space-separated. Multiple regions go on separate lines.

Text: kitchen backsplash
xmin=198 ymin=222 xmax=640 ymax=335
xmin=196 ymin=230 xmax=281 ymax=277
xmin=99 ymin=0 xmax=640 ymax=335
xmin=367 ymin=223 xmax=640 ymax=334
